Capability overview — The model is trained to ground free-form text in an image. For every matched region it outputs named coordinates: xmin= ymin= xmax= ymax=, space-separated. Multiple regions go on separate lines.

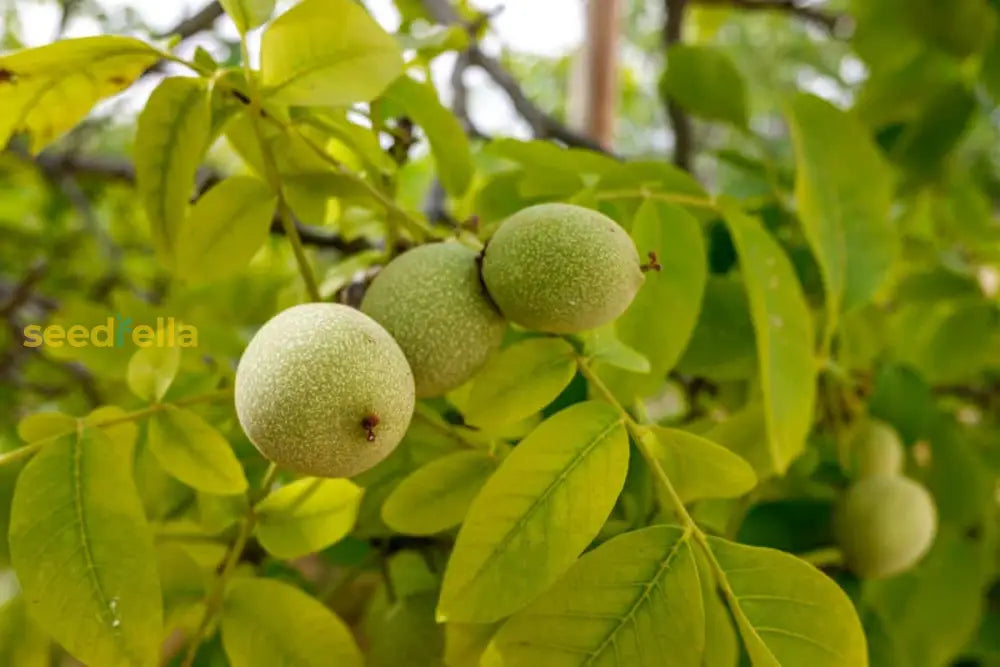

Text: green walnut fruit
xmin=235 ymin=303 xmax=415 ymax=478
xmin=850 ymin=419 xmax=905 ymax=479
xmin=836 ymin=476 xmax=937 ymax=579
xmin=361 ymin=242 xmax=506 ymax=397
xmin=481 ymin=203 xmax=644 ymax=333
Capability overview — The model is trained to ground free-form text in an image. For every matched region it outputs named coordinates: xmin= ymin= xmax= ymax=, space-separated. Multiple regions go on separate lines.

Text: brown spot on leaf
xmin=108 ymin=75 xmax=128 ymax=87
xmin=0 ymin=68 xmax=17 ymax=84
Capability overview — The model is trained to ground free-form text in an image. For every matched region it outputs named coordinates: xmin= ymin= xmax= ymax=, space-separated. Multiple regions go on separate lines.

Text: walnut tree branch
xmin=155 ymin=1 xmax=226 ymax=40
xmin=663 ymin=0 xmax=694 ymax=171
xmin=418 ymin=0 xmax=611 ymax=154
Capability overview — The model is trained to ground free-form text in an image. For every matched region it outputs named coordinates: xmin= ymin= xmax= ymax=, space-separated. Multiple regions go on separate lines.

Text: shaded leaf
xmin=438 ymin=402 xmax=629 ymax=623
xmin=380 ymin=75 xmax=473 ymax=196
xmin=662 ymin=44 xmax=748 ymax=127
xmin=0 ymin=596 xmax=50 ymax=667
xmin=135 ymin=76 xmax=212 ymax=264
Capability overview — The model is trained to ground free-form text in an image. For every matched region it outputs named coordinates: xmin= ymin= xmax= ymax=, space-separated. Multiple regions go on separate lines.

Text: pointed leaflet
xmin=147 ymin=405 xmax=248 ymax=494
xmin=126 ymin=346 xmax=181 ymax=402
xmin=494 ymin=525 xmax=705 ymax=667
xmin=612 ymin=199 xmax=707 ymax=395
xmin=379 ymin=75 xmax=474 ymax=196
xmin=707 ymin=537 xmax=868 ymax=667
xmin=0 ymin=36 xmax=159 ymax=152
xmin=382 ymin=450 xmax=497 ymax=536
xmin=254 ymin=478 xmax=363 ymax=559
xmin=135 ymin=77 xmax=212 ymax=264
xmin=721 ymin=201 xmax=816 ymax=474
xmin=649 ymin=425 xmax=756 ymax=503
xmin=464 ymin=338 xmax=578 ymax=429
xmin=9 ymin=428 xmax=163 ymax=667
xmin=661 ymin=44 xmax=748 ymax=127
xmin=786 ymin=94 xmax=894 ymax=334
xmin=260 ymin=0 xmax=402 ymax=107
xmin=219 ymin=0 xmax=275 ymax=34
xmin=174 ymin=176 xmax=277 ymax=283
xmin=221 ymin=577 xmax=362 ymax=667
xmin=438 ymin=402 xmax=629 ymax=623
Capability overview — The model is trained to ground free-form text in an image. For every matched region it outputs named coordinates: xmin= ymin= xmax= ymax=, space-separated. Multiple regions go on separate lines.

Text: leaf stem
xmin=0 ymin=388 xmax=234 ymax=467
xmin=181 ymin=461 xmax=279 ymax=666
xmin=237 ymin=41 xmax=321 ymax=302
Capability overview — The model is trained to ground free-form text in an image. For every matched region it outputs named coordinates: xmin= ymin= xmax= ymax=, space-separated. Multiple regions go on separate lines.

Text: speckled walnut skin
xmin=361 ymin=241 xmax=507 ymax=398
xmin=235 ymin=303 xmax=415 ymax=478
xmin=482 ymin=203 xmax=644 ymax=334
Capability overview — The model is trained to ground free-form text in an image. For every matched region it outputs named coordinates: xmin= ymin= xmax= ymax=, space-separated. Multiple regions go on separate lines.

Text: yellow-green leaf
xmin=135 ymin=76 xmax=212 ymax=264
xmin=661 ymin=44 xmax=748 ymax=127
xmin=494 ymin=525 xmax=705 ymax=666
xmin=221 ymin=577 xmax=362 ymax=667
xmin=254 ymin=478 xmax=363 ymax=559
xmin=147 ymin=405 xmax=248 ymax=494
xmin=174 ymin=175 xmax=277 ymax=282
xmin=786 ymin=94 xmax=895 ymax=336
xmin=720 ymin=201 xmax=817 ymax=474
xmin=17 ymin=411 xmax=75 ymax=443
xmin=382 ymin=450 xmax=497 ymax=536
xmin=465 ymin=338 xmax=577 ymax=429
xmin=9 ymin=427 xmax=163 ymax=667
xmin=380 ymin=75 xmax=473 ymax=196
xmin=260 ymin=0 xmax=402 ymax=107
xmin=219 ymin=0 xmax=275 ymax=34
xmin=694 ymin=549 xmax=739 ymax=667
xmin=0 ymin=36 xmax=159 ymax=152
xmin=0 ymin=597 xmax=50 ymax=667
xmin=438 ymin=402 xmax=629 ymax=623
xmin=649 ymin=425 xmax=757 ymax=503
xmin=708 ymin=537 xmax=868 ymax=666
xmin=126 ymin=346 xmax=181 ymax=402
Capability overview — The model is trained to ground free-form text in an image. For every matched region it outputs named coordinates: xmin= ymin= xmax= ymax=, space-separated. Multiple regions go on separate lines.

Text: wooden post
xmin=583 ymin=0 xmax=622 ymax=150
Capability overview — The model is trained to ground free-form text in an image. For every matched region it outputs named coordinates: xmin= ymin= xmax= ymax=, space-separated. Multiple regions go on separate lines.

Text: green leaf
xmin=648 ymin=426 xmax=757 ymax=503
xmin=706 ymin=537 xmax=868 ymax=667
xmin=221 ymin=577 xmax=362 ymax=667
xmin=17 ymin=411 xmax=75 ymax=442
xmin=438 ymin=402 xmax=629 ymax=623
xmin=135 ymin=77 xmax=212 ymax=264
xmin=254 ymin=478 xmax=362 ymax=559
xmin=219 ymin=0 xmax=275 ymax=34
xmin=661 ymin=45 xmax=748 ymax=127
xmin=486 ymin=138 xmax=619 ymax=176
xmin=892 ymin=82 xmax=977 ymax=178
xmin=676 ymin=277 xmax=757 ymax=381
xmin=912 ymin=300 xmax=998 ymax=383
xmin=126 ymin=346 xmax=181 ymax=402
xmin=174 ymin=176 xmax=277 ymax=283
xmin=720 ymin=201 xmax=817 ymax=474
xmin=382 ymin=450 xmax=497 ymax=536
xmin=582 ymin=326 xmax=651 ymax=374
xmin=612 ymin=199 xmax=707 ymax=395
xmin=0 ymin=597 xmax=50 ymax=667
xmin=380 ymin=75 xmax=474 ymax=196
xmin=260 ymin=0 xmax=402 ymax=107
xmin=0 ymin=36 xmax=160 ymax=151
xmin=9 ymin=427 xmax=163 ymax=667
xmin=786 ymin=94 xmax=894 ymax=332
xmin=445 ymin=622 xmax=500 ymax=667
xmin=494 ymin=525 xmax=705 ymax=666
xmin=147 ymin=405 xmax=248 ymax=494
xmin=464 ymin=338 xmax=578 ymax=429
xmin=694 ymin=549 xmax=739 ymax=667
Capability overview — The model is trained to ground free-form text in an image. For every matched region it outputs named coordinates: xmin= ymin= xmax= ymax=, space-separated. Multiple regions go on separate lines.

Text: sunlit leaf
xmin=254 ymin=477 xmax=363 ymax=558
xmin=260 ymin=0 xmax=402 ymax=106
xmin=219 ymin=0 xmax=275 ymax=34
xmin=126 ymin=346 xmax=181 ymax=402
xmin=9 ymin=428 xmax=162 ymax=667
xmin=147 ymin=405 xmax=248 ymax=494
xmin=438 ymin=402 xmax=629 ymax=623
xmin=648 ymin=425 xmax=757 ymax=503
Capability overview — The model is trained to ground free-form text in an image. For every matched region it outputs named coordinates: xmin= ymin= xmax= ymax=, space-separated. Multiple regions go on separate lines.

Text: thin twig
xmin=694 ymin=0 xmax=842 ymax=34
xmin=663 ymin=0 xmax=694 ymax=171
